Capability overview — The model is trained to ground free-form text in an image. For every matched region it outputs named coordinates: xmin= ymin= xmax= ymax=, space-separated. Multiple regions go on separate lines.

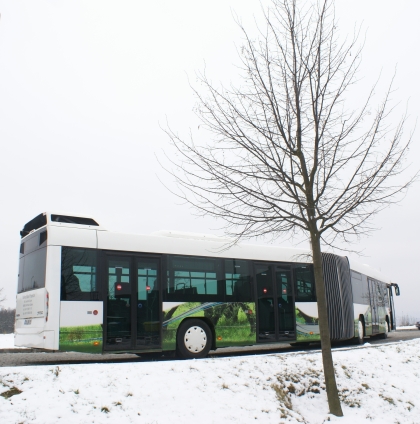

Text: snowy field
xmin=0 ymin=335 xmax=25 ymax=350
xmin=1 ymin=335 xmax=419 ymax=423
xmin=397 ymin=325 xmax=418 ymax=331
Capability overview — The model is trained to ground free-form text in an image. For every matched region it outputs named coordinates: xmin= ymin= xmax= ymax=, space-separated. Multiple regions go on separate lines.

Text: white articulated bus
xmin=15 ymin=212 xmax=400 ymax=358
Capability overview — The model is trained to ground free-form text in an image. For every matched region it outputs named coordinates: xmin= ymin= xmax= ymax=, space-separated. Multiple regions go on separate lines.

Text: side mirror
xmin=394 ymin=285 xmax=400 ymax=296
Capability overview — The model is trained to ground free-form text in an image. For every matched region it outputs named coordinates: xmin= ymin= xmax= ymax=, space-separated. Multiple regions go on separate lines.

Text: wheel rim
xmin=184 ymin=325 xmax=207 ymax=353
xmin=358 ymin=321 xmax=364 ymax=341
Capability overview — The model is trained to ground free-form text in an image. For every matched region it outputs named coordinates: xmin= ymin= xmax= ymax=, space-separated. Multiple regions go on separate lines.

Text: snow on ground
xmin=1 ymin=338 xmax=419 ymax=424
xmin=0 ymin=334 xmax=11 ymax=349
xmin=0 ymin=334 xmax=24 ymax=349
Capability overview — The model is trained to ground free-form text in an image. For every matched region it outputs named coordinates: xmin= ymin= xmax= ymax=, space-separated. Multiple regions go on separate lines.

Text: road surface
xmin=1 ymin=329 xmax=418 ymax=368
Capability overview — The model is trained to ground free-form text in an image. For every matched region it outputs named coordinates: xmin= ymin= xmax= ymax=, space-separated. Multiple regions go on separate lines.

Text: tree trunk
xmin=311 ymin=234 xmax=343 ymax=417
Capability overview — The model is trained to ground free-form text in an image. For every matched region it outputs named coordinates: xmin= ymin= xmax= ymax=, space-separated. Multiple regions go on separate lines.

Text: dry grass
xmin=1 ymin=386 xmax=22 ymax=399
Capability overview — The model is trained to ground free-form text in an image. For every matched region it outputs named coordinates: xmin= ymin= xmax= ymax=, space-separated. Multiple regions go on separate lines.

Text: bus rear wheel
xmin=355 ymin=320 xmax=364 ymax=345
xmin=177 ymin=319 xmax=212 ymax=359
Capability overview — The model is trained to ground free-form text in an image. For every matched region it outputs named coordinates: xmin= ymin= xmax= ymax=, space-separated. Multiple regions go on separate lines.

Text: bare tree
xmin=0 ymin=287 xmax=5 ymax=305
xmin=163 ymin=0 xmax=416 ymax=416
xmin=0 ymin=308 xmax=15 ymax=334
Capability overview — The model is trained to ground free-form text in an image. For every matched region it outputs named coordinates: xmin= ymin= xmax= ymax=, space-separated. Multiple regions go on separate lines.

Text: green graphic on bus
xmin=295 ymin=307 xmax=320 ymax=341
xmin=162 ymin=302 xmax=257 ymax=350
xmin=59 ymin=325 xmax=103 ymax=353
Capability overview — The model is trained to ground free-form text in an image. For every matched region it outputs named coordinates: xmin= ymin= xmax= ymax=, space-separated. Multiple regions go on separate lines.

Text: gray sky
xmin=0 ymin=0 xmax=419 ymax=320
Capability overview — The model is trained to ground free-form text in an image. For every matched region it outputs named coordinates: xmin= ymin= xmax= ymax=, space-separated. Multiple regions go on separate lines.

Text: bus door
xmin=368 ymin=278 xmax=379 ymax=334
xmin=103 ymin=254 xmax=161 ymax=351
xmin=255 ymin=263 xmax=295 ymax=342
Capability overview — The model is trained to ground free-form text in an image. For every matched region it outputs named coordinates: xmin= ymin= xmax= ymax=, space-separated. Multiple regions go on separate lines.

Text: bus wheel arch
xmin=176 ymin=318 xmax=214 ymax=359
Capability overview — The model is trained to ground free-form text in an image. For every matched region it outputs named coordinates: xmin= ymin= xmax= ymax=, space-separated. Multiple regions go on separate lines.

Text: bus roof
xmin=22 ymin=212 xmax=392 ymax=283
xmin=21 ymin=212 xmax=103 ymax=238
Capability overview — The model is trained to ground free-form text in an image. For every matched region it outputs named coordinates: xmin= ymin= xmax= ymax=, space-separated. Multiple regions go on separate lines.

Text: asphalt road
xmin=1 ymin=329 xmax=419 ymax=368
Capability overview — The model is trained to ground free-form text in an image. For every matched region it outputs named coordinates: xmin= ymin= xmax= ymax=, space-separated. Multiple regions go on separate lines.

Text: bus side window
xmin=165 ymin=255 xmax=221 ymax=302
xmin=225 ymin=259 xmax=252 ymax=302
xmin=294 ymin=265 xmax=316 ymax=302
xmin=61 ymin=247 xmax=98 ymax=301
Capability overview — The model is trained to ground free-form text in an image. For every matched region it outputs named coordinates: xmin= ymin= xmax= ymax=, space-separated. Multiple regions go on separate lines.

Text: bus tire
xmin=379 ymin=319 xmax=389 ymax=339
xmin=355 ymin=319 xmax=364 ymax=345
xmin=176 ymin=319 xmax=212 ymax=359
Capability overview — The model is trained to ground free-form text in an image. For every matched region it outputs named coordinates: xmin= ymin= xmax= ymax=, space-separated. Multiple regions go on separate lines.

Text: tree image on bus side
xmin=162 ymin=0 xmax=416 ymax=416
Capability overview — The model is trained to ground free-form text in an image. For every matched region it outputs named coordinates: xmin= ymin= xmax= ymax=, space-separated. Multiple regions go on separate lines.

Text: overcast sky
xmin=0 ymin=1 xmax=419 ymax=320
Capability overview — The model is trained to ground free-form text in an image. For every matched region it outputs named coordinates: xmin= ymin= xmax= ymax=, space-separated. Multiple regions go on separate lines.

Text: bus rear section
xmin=15 ymin=213 xmax=103 ymax=351
xmin=15 ymin=229 xmax=54 ymax=349
xmin=15 ymin=288 xmax=53 ymax=348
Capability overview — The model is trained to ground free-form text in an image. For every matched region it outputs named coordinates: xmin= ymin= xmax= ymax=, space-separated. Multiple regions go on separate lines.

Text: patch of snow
xmin=0 ymin=334 xmax=25 ymax=349
xmin=397 ymin=325 xmax=418 ymax=330
xmin=0 ymin=338 xmax=419 ymax=423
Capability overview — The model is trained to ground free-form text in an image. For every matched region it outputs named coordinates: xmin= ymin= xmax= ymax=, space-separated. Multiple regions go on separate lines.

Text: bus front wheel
xmin=379 ymin=320 xmax=389 ymax=339
xmin=176 ymin=319 xmax=212 ymax=359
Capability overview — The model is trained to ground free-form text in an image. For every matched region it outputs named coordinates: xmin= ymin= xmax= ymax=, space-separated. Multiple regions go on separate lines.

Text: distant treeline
xmin=0 ymin=309 xmax=15 ymax=333
xmin=398 ymin=314 xmax=418 ymax=326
